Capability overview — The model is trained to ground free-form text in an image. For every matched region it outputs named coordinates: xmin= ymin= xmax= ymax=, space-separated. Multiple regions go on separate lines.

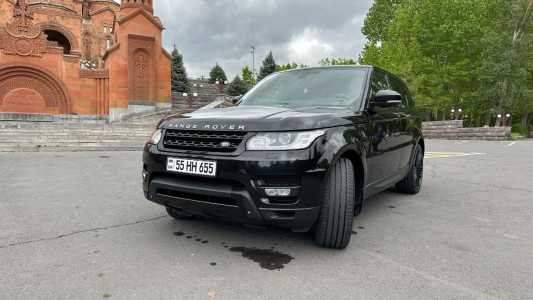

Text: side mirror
xmin=372 ymin=89 xmax=402 ymax=107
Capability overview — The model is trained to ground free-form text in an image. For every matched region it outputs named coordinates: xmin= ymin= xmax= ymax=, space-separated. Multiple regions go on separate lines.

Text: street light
xmin=251 ymin=46 xmax=256 ymax=84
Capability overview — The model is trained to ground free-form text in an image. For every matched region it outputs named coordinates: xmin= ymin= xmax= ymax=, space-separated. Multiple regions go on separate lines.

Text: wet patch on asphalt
xmin=173 ymin=230 xmax=294 ymax=270
xmin=229 ymin=247 xmax=294 ymax=271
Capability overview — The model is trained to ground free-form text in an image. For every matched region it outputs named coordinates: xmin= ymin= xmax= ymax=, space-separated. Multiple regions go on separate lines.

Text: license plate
xmin=167 ymin=157 xmax=217 ymax=177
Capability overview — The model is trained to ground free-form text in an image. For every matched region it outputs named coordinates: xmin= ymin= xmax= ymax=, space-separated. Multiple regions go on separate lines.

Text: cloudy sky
xmin=152 ymin=0 xmax=373 ymax=79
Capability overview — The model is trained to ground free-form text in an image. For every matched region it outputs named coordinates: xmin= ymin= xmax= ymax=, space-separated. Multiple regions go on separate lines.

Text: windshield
xmin=240 ymin=68 xmax=367 ymax=109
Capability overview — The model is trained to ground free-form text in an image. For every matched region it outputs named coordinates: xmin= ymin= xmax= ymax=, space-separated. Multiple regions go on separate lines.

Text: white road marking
xmin=507 ymin=141 xmax=517 ymax=147
xmin=475 ymin=217 xmax=492 ymax=223
xmin=503 ymin=234 xmax=520 ymax=240
xmin=426 ymin=152 xmax=487 ymax=159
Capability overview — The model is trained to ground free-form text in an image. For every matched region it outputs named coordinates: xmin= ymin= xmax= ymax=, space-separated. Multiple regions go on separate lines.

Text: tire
xmin=166 ymin=206 xmax=194 ymax=220
xmin=314 ymin=158 xmax=355 ymax=249
xmin=396 ymin=144 xmax=424 ymax=194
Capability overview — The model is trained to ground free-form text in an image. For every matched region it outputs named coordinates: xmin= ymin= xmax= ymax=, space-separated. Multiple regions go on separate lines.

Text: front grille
xmin=163 ymin=129 xmax=247 ymax=153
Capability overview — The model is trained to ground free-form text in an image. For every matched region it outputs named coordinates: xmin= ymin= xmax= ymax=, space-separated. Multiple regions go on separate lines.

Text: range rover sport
xmin=142 ymin=66 xmax=424 ymax=249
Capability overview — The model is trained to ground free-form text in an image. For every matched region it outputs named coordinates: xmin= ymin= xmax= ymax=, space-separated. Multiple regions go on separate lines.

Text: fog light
xmin=264 ymin=188 xmax=291 ymax=197
xmin=142 ymin=170 xmax=148 ymax=181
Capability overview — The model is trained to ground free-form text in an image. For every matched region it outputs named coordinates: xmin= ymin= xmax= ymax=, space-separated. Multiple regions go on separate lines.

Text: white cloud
xmin=287 ymin=28 xmax=335 ymax=65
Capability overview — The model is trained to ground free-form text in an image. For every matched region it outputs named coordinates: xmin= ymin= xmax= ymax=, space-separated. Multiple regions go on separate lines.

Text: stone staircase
xmin=0 ymin=110 xmax=178 ymax=152
xmin=423 ymin=120 xmax=512 ymax=140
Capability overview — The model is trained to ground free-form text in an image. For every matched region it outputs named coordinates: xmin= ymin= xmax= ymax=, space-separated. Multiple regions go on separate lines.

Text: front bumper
xmin=142 ymin=144 xmax=326 ymax=231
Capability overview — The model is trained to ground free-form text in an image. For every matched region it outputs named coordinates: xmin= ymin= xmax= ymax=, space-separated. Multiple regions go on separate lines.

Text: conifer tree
xmin=209 ymin=63 xmax=227 ymax=84
xmin=171 ymin=46 xmax=191 ymax=93
xmin=227 ymin=76 xmax=249 ymax=96
xmin=258 ymin=51 xmax=277 ymax=81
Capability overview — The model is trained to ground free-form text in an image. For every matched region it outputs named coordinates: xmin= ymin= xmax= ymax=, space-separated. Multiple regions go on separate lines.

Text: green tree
xmin=480 ymin=0 xmax=533 ymax=130
xmin=242 ymin=66 xmax=254 ymax=86
xmin=360 ymin=0 xmax=533 ymax=130
xmin=209 ymin=63 xmax=227 ymax=84
xmin=362 ymin=0 xmax=405 ymax=44
xmin=359 ymin=0 xmax=533 ymax=128
xmin=171 ymin=46 xmax=190 ymax=93
xmin=227 ymin=76 xmax=249 ymax=96
xmin=258 ymin=51 xmax=277 ymax=81
xmin=276 ymin=62 xmax=299 ymax=71
xmin=319 ymin=58 xmax=357 ymax=66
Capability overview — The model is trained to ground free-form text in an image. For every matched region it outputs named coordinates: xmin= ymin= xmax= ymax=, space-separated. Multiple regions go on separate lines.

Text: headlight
xmin=148 ymin=129 xmax=162 ymax=145
xmin=246 ymin=130 xmax=325 ymax=151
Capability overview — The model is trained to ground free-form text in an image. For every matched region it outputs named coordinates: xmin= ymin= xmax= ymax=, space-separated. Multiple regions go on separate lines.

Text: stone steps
xmin=0 ymin=110 xmax=174 ymax=152
xmin=0 ymin=145 xmax=144 ymax=152
xmin=0 ymin=130 xmax=152 ymax=134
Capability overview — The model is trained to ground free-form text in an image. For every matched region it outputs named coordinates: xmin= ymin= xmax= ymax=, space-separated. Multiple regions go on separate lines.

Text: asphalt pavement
xmin=1 ymin=140 xmax=532 ymax=300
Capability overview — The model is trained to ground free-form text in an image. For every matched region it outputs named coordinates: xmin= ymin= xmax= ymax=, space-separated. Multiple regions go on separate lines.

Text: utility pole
xmin=250 ymin=46 xmax=256 ymax=85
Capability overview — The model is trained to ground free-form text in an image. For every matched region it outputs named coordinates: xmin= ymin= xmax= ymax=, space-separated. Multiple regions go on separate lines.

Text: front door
xmin=365 ymin=70 xmax=404 ymax=194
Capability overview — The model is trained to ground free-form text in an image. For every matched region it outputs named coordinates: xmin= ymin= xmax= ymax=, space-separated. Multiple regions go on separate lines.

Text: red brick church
xmin=0 ymin=0 xmax=171 ymax=121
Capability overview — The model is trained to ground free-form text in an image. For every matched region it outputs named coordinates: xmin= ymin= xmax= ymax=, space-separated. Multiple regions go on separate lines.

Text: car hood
xmin=160 ymin=106 xmax=363 ymax=132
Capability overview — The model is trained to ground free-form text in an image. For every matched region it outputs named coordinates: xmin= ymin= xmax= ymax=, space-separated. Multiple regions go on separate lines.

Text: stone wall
xmin=423 ymin=120 xmax=511 ymax=141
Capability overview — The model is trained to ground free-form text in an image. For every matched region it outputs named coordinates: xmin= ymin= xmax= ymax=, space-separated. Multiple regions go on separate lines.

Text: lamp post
xmin=251 ymin=46 xmax=256 ymax=85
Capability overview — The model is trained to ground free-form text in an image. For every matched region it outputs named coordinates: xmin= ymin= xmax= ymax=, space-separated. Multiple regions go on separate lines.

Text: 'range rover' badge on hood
xmin=166 ymin=123 xmax=247 ymax=131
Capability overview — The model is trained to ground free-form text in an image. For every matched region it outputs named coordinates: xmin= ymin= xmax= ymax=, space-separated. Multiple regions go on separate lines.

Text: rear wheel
xmin=314 ymin=158 xmax=355 ymax=249
xmin=396 ymin=144 xmax=424 ymax=194
xmin=166 ymin=206 xmax=194 ymax=220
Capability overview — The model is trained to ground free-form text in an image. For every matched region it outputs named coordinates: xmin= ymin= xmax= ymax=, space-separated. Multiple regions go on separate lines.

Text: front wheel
xmin=396 ymin=144 xmax=424 ymax=194
xmin=314 ymin=158 xmax=355 ymax=249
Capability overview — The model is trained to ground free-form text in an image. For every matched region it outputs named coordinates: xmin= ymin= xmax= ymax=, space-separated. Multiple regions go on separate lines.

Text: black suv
xmin=143 ymin=66 xmax=424 ymax=249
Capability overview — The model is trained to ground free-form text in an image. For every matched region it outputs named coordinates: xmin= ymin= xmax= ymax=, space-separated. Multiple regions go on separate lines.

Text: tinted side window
xmin=371 ymin=70 xmax=389 ymax=96
xmin=388 ymin=75 xmax=413 ymax=107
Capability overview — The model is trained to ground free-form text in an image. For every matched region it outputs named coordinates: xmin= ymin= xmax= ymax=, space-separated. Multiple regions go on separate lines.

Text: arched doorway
xmin=132 ymin=49 xmax=151 ymax=101
xmin=0 ymin=65 xmax=71 ymax=114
